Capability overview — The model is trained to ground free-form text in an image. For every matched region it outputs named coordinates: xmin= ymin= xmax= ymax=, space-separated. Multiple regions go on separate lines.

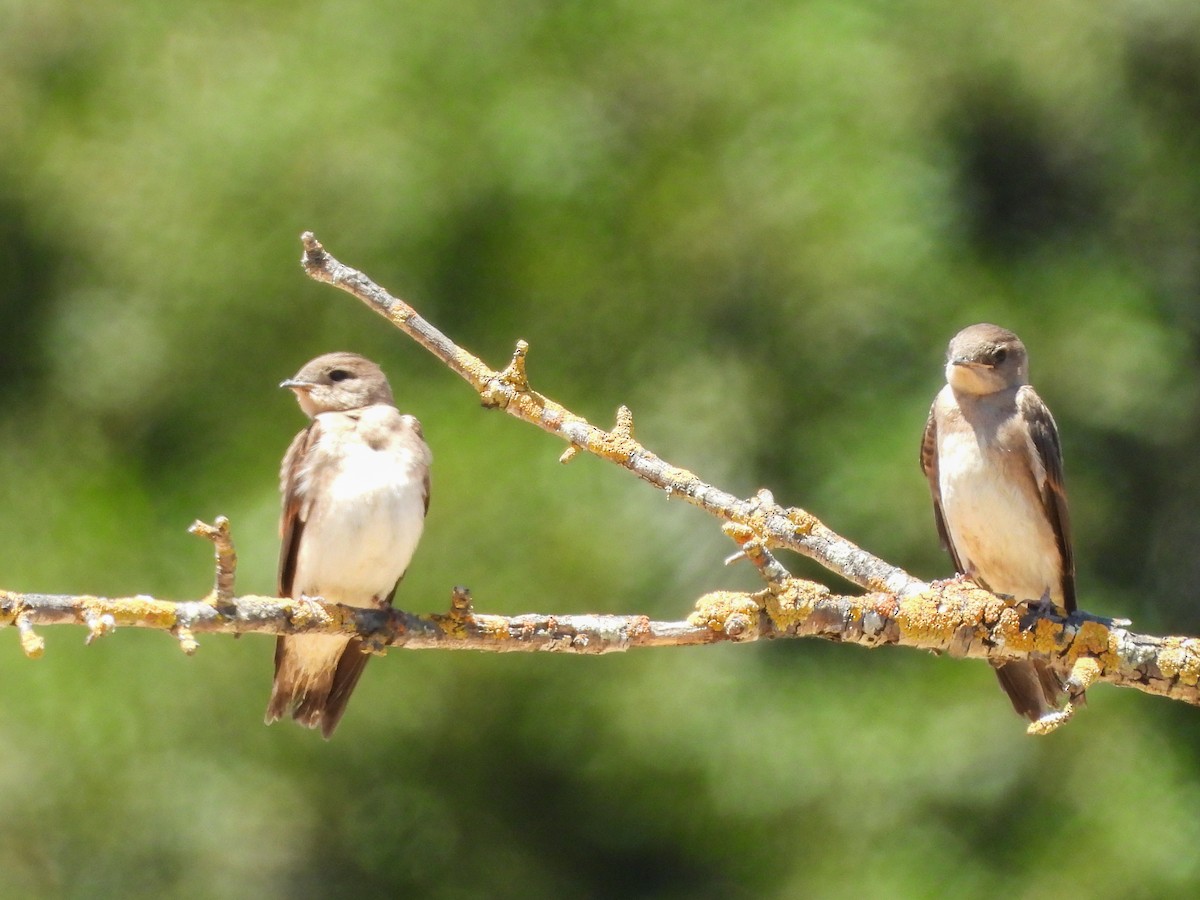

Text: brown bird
xmin=265 ymin=352 xmax=431 ymax=738
xmin=920 ymin=324 xmax=1077 ymax=723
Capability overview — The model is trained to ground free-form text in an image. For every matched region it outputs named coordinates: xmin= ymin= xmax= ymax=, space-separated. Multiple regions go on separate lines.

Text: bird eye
xmin=328 ymin=369 xmax=351 ymax=382
xmin=992 ymin=348 xmax=1007 ymax=365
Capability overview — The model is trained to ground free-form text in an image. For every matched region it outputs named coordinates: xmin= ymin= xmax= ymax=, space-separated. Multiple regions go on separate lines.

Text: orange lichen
xmin=722 ymin=522 xmax=756 ymax=545
xmin=1072 ymin=620 xmax=1115 ymax=657
xmin=1030 ymin=617 xmax=1067 ymax=655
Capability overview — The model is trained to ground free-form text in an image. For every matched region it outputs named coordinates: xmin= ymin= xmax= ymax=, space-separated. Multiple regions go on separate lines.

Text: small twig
xmin=449 ymin=586 xmax=474 ymax=620
xmin=562 ymin=405 xmax=634 ymax=465
xmin=174 ymin=625 xmax=199 ymax=656
xmin=15 ymin=612 xmax=43 ymax=659
xmin=299 ymin=232 xmax=915 ymax=597
xmin=82 ymin=607 xmax=116 ymax=645
xmin=188 ymin=516 xmax=237 ymax=604
xmin=723 ymin=505 xmax=793 ymax=593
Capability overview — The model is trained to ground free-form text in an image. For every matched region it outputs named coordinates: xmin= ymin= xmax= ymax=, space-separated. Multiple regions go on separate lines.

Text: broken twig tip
xmin=174 ymin=626 xmax=199 ymax=656
xmin=559 ymin=445 xmax=580 ymax=464
xmin=300 ymin=231 xmax=324 ymax=254
xmin=189 ymin=516 xmax=238 ymax=603
xmin=450 ymin=586 xmax=474 ymax=618
xmin=724 ymin=613 xmax=752 ymax=638
xmin=613 ymin=405 xmax=635 ymax=439
xmin=500 ymin=340 xmax=530 ymax=392
xmin=1066 ymin=656 xmax=1101 ymax=702
xmin=84 ymin=611 xmax=116 ymax=645
xmin=722 ymin=522 xmax=755 ymax=544
xmin=1026 ymin=705 xmax=1074 ymax=736
xmin=16 ymin=613 xmax=44 ymax=659
xmin=299 ymin=232 xmax=331 ymax=277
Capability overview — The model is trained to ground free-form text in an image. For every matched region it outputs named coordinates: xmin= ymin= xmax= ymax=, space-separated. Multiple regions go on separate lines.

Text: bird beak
xmin=951 ymin=357 xmax=992 ymax=370
xmin=280 ymin=378 xmax=315 ymax=392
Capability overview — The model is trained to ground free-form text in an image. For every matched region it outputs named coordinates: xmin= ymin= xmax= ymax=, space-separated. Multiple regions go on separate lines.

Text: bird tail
xmin=265 ymin=635 xmax=372 ymax=739
xmin=993 ymin=659 xmax=1078 ymax=723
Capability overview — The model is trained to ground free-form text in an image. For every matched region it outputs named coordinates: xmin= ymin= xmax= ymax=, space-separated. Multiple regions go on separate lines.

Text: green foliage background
xmin=3 ymin=1 xmax=1200 ymax=896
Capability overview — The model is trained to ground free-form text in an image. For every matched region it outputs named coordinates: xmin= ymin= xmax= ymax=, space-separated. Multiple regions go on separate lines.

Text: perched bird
xmin=920 ymin=324 xmax=1076 ymax=722
xmin=265 ymin=352 xmax=431 ymax=738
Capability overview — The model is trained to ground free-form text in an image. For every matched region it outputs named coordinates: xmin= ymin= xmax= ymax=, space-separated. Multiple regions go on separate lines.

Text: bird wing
xmin=1018 ymin=386 xmax=1076 ymax=612
xmin=920 ymin=398 xmax=967 ymax=575
xmin=277 ymin=420 xmax=321 ymax=598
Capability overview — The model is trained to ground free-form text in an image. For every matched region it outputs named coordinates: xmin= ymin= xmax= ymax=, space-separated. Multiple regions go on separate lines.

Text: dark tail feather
xmin=993 ymin=659 xmax=1070 ymax=722
xmin=318 ymin=638 xmax=372 ymax=739
xmin=264 ymin=636 xmax=293 ymax=725
xmin=264 ymin=636 xmax=371 ymax=739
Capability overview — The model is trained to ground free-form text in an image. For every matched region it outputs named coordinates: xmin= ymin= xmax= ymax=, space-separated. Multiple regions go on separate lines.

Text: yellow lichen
xmin=17 ymin=615 xmax=43 ymax=659
xmin=722 ymin=522 xmax=756 ymax=545
xmin=895 ymin=584 xmax=990 ymax=646
xmin=1067 ymin=656 xmax=1102 ymax=692
xmin=468 ymin=613 xmax=514 ymax=641
xmin=1026 ymin=705 xmax=1074 ymax=736
xmin=762 ymin=581 xmax=828 ymax=632
xmin=689 ymin=591 xmax=762 ymax=634
xmin=1064 ymin=620 xmax=1122 ymax=676
xmin=785 ymin=508 xmax=817 ymax=534
xmin=1071 ymin=620 xmax=1114 ymax=656
xmin=93 ymin=595 xmax=179 ymax=630
xmin=1158 ymin=639 xmax=1200 ymax=685
xmin=1030 ymin=617 xmax=1066 ymax=654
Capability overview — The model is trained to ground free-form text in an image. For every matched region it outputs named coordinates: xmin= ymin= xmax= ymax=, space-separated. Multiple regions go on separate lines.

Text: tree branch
xmin=1 ymin=232 xmax=1196 ymax=736
xmin=1 ymin=520 xmax=1194 ymax=730
xmin=295 ymin=231 xmax=1200 ymax=730
xmin=0 ymin=580 xmax=718 ymax=656
xmin=298 ymin=232 xmax=914 ymax=597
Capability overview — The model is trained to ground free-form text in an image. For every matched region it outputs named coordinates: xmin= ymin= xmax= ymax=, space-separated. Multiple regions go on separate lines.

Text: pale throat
xmin=945 ymin=363 xmax=994 ymax=395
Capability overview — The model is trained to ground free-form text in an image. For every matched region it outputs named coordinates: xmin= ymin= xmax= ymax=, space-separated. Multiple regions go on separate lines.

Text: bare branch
xmin=299 ymin=232 xmax=916 ymax=596
xmin=294 ymin=232 xmax=1200 ymax=726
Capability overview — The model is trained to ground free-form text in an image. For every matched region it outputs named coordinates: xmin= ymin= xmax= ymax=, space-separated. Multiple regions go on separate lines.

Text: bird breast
xmin=294 ymin=412 xmax=428 ymax=605
xmin=937 ymin=420 xmax=1063 ymax=605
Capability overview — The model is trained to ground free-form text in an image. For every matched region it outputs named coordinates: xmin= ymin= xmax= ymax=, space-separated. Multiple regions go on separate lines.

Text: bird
xmin=920 ymin=323 xmax=1077 ymax=723
xmin=265 ymin=352 xmax=431 ymax=738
